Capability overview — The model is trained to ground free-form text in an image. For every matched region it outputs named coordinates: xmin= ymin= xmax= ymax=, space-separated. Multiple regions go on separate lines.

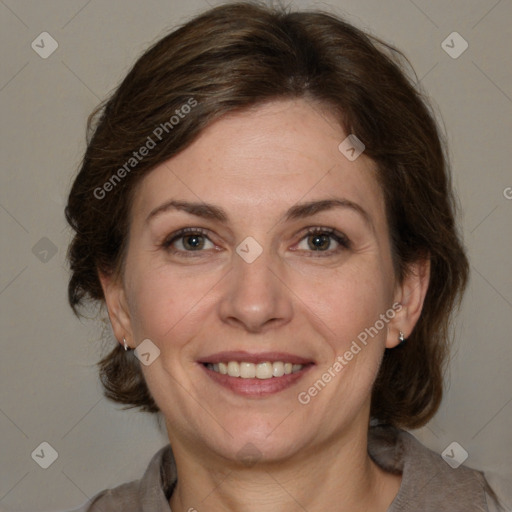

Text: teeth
xmin=256 ymin=362 xmax=273 ymax=379
xmin=240 ymin=362 xmax=256 ymax=378
xmin=227 ymin=361 xmax=240 ymax=377
xmin=272 ymin=361 xmax=285 ymax=377
xmin=207 ymin=361 xmax=304 ymax=378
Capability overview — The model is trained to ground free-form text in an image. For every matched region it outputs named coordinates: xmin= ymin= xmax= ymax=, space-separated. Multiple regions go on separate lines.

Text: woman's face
xmin=104 ymin=99 xmax=422 ymax=463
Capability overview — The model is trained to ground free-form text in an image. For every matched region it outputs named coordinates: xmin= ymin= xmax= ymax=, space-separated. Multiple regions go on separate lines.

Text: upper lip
xmin=199 ymin=351 xmax=314 ymax=365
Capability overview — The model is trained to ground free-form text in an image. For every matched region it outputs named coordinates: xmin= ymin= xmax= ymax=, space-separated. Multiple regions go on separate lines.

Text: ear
xmin=98 ymin=270 xmax=134 ymax=350
xmin=386 ymin=258 xmax=430 ymax=349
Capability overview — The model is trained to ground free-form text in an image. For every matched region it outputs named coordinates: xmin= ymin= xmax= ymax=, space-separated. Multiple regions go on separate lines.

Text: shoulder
xmin=68 ymin=444 xmax=176 ymax=512
xmin=68 ymin=482 xmax=142 ymax=512
xmin=368 ymin=425 xmax=504 ymax=511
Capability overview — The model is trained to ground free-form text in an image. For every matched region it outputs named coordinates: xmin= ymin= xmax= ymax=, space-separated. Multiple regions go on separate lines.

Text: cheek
xmin=295 ymin=257 xmax=392 ymax=350
xmin=124 ymin=260 xmax=215 ymax=345
xmin=126 ymin=261 xmax=230 ymax=361
xmin=299 ymin=264 xmax=392 ymax=415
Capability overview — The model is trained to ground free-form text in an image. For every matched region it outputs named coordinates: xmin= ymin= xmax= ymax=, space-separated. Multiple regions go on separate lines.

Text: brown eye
xmin=162 ymin=228 xmax=215 ymax=253
xmin=307 ymin=233 xmax=332 ymax=251
xmin=295 ymin=227 xmax=350 ymax=255
xmin=182 ymin=234 xmax=206 ymax=250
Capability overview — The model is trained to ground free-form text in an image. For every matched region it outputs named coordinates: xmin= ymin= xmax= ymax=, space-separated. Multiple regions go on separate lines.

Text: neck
xmin=168 ymin=423 xmax=401 ymax=512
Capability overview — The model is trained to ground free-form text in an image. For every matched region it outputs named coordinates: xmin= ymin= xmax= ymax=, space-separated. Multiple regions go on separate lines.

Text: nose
xmin=218 ymin=246 xmax=294 ymax=333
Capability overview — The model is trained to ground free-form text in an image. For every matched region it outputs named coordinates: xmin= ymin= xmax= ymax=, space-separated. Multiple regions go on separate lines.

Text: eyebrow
xmin=146 ymin=198 xmax=372 ymax=229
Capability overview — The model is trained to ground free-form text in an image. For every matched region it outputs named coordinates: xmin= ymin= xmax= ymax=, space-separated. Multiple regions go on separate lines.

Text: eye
xmin=161 ymin=226 xmax=350 ymax=257
xmin=294 ymin=227 xmax=350 ymax=255
xmin=162 ymin=227 xmax=216 ymax=254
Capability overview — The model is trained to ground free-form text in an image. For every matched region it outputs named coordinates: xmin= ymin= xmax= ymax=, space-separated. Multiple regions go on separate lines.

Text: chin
xmin=204 ymin=413 xmax=315 ymax=466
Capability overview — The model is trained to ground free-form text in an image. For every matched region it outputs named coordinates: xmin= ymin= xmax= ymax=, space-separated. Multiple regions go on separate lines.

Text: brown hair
xmin=65 ymin=1 xmax=468 ymax=428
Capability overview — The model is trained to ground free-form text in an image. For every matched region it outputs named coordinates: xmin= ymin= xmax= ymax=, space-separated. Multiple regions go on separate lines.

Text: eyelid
xmin=293 ymin=226 xmax=351 ymax=254
xmin=160 ymin=225 xmax=351 ymax=255
xmin=161 ymin=227 xmax=215 ymax=249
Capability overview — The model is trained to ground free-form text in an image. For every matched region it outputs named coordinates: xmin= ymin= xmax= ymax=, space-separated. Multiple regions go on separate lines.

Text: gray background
xmin=0 ymin=0 xmax=511 ymax=510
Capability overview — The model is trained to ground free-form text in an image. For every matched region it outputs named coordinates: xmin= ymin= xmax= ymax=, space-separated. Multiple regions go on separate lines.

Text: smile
xmin=205 ymin=361 xmax=303 ymax=379
xmin=199 ymin=351 xmax=314 ymax=397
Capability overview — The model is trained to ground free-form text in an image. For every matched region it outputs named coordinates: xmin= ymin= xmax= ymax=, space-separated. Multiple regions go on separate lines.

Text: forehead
xmin=132 ymin=99 xmax=385 ymax=225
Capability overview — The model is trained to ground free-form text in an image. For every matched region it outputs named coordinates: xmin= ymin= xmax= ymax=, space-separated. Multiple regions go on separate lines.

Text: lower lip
xmin=200 ymin=364 xmax=314 ymax=397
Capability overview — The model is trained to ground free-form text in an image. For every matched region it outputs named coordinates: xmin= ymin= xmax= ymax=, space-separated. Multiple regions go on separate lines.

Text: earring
xmin=123 ymin=337 xmax=129 ymax=351
xmin=398 ymin=331 xmax=406 ymax=345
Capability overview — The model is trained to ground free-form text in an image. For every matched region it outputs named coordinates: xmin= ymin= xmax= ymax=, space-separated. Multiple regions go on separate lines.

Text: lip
xmin=198 ymin=351 xmax=315 ymax=397
xmin=199 ymin=351 xmax=313 ymax=365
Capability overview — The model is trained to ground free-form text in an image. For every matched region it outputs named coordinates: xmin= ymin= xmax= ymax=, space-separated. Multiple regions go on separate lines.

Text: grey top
xmin=71 ymin=425 xmax=504 ymax=511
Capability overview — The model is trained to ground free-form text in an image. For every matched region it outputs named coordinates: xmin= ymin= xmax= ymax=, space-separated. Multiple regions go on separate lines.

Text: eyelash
xmin=161 ymin=226 xmax=351 ymax=257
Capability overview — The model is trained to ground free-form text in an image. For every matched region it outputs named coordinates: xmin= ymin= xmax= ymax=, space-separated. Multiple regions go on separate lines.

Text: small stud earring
xmin=123 ymin=337 xmax=129 ymax=351
xmin=398 ymin=331 xmax=406 ymax=345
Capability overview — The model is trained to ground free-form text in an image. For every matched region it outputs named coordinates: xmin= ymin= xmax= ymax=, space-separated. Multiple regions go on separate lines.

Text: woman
xmin=65 ymin=2 xmax=504 ymax=510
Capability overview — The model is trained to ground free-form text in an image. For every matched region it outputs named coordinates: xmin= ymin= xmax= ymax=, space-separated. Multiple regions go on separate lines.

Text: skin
xmin=101 ymin=98 xmax=430 ymax=512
